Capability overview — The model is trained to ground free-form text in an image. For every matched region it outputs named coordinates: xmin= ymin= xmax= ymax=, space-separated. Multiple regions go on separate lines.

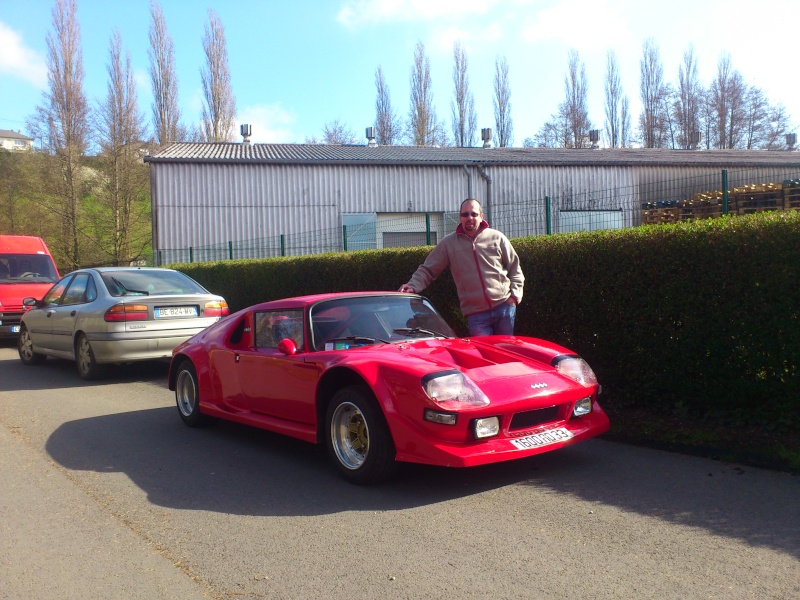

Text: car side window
xmin=61 ymin=273 xmax=92 ymax=306
xmin=254 ymin=310 xmax=304 ymax=351
xmin=42 ymin=275 xmax=73 ymax=305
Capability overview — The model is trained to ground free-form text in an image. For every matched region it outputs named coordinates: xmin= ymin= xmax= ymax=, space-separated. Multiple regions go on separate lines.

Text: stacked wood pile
xmin=642 ymin=180 xmax=800 ymax=224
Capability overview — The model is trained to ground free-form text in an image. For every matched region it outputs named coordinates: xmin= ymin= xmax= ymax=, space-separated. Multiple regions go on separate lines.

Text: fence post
xmin=342 ymin=225 xmax=348 ymax=251
xmin=545 ymin=196 xmax=552 ymax=235
xmin=722 ymin=169 xmax=729 ymax=215
xmin=228 ymin=241 xmax=233 ymax=260
xmin=280 ymin=234 xmax=285 ymax=257
xmin=189 ymin=247 xmax=193 ymax=263
xmin=425 ymin=213 xmax=431 ymax=245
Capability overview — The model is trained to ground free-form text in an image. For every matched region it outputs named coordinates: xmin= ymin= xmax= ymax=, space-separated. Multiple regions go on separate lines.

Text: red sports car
xmin=168 ymin=292 xmax=610 ymax=484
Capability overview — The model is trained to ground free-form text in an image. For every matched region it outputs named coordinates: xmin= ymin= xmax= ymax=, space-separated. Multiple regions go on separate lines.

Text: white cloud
xmin=337 ymin=0 xmax=500 ymax=28
xmin=0 ymin=21 xmax=47 ymax=88
xmin=237 ymin=103 xmax=298 ymax=143
xmin=521 ymin=0 xmax=622 ymax=52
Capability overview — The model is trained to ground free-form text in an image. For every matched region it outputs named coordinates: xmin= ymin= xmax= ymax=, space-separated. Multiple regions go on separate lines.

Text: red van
xmin=0 ymin=235 xmax=61 ymax=337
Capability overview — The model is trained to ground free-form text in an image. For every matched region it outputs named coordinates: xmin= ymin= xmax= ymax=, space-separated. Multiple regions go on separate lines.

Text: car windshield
xmin=0 ymin=254 xmax=59 ymax=283
xmin=309 ymin=295 xmax=455 ymax=351
xmin=100 ymin=270 xmax=209 ymax=297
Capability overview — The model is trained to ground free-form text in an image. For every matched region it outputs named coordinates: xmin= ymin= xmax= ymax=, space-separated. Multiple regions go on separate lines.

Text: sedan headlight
xmin=422 ymin=370 xmax=490 ymax=410
xmin=552 ymin=355 xmax=598 ymax=387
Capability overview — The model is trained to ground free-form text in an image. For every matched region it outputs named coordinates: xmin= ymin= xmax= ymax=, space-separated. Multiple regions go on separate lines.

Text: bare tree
xmin=94 ymin=29 xmax=149 ymax=266
xmin=451 ymin=42 xmax=477 ymax=147
xmin=148 ymin=0 xmax=182 ymax=145
xmin=200 ymin=10 xmax=236 ymax=142
xmin=661 ymin=83 xmax=679 ymax=149
xmin=742 ymin=87 xmax=770 ymax=149
xmin=563 ymin=50 xmax=590 ymax=148
xmin=305 ymin=119 xmax=358 ymax=144
xmin=374 ymin=66 xmax=401 ymax=145
xmin=675 ymin=45 xmax=701 ymax=149
xmin=763 ymin=103 xmax=792 ymax=150
xmin=27 ymin=0 xmax=89 ymax=270
xmin=620 ymin=96 xmax=631 ymax=148
xmin=698 ymin=89 xmax=715 ymax=149
xmin=533 ymin=108 xmax=570 ymax=148
xmin=493 ymin=55 xmax=513 ymax=147
xmin=710 ymin=53 xmax=747 ymax=149
xmin=408 ymin=41 xmax=445 ymax=146
xmin=603 ymin=50 xmax=624 ymax=147
xmin=638 ymin=38 xmax=668 ymax=148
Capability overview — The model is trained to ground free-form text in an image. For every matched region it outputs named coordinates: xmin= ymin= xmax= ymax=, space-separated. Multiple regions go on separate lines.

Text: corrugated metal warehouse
xmin=144 ymin=140 xmax=800 ymax=265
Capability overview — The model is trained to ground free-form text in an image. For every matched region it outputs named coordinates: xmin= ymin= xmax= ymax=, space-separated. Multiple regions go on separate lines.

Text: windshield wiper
xmin=327 ymin=336 xmax=389 ymax=347
xmin=393 ymin=327 xmax=447 ymax=338
xmin=111 ymin=276 xmax=150 ymax=296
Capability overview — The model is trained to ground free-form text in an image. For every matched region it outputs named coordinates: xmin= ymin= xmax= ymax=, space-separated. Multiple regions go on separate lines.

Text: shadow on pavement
xmin=44 ymin=403 xmax=800 ymax=559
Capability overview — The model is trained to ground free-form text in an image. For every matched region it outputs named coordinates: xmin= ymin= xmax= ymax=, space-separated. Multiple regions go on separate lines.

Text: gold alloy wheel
xmin=330 ymin=401 xmax=370 ymax=470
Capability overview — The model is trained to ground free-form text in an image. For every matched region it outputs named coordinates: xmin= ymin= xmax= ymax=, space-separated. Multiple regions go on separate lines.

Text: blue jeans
xmin=467 ymin=302 xmax=516 ymax=336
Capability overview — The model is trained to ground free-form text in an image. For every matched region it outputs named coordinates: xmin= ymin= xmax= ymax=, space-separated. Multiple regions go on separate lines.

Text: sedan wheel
xmin=326 ymin=385 xmax=396 ymax=484
xmin=18 ymin=326 xmax=46 ymax=365
xmin=175 ymin=361 xmax=206 ymax=427
xmin=76 ymin=333 xmax=105 ymax=380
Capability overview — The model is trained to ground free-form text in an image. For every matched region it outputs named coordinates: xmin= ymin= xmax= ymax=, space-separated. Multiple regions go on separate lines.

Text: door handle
xmin=70 ymin=310 xmax=77 ymax=316
xmin=46 ymin=310 xmax=55 ymax=318
xmin=235 ymin=353 xmax=240 ymax=363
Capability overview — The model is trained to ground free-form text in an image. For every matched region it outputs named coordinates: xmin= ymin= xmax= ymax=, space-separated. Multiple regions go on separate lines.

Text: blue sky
xmin=1 ymin=0 xmax=799 ymax=146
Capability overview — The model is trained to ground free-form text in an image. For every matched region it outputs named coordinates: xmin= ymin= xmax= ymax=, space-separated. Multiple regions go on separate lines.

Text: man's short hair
xmin=460 ymin=198 xmax=483 ymax=212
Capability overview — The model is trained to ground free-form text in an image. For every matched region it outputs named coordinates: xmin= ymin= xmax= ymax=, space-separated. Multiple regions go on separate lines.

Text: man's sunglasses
xmin=460 ymin=211 xmax=480 ymax=218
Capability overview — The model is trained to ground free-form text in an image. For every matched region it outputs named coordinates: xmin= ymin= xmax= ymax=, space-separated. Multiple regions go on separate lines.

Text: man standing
xmin=399 ymin=198 xmax=524 ymax=336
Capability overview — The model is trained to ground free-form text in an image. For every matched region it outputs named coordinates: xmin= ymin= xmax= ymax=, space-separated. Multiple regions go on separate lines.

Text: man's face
xmin=460 ymin=200 xmax=483 ymax=236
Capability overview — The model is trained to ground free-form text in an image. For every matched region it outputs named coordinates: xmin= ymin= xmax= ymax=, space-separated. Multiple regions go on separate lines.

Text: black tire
xmin=18 ymin=325 xmax=46 ymax=365
xmin=75 ymin=333 xmax=105 ymax=380
xmin=175 ymin=360 xmax=206 ymax=427
xmin=325 ymin=385 xmax=396 ymax=484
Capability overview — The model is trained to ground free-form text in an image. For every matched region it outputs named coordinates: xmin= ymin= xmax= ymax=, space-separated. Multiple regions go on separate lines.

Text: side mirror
xmin=277 ymin=338 xmax=297 ymax=356
xmin=22 ymin=297 xmax=38 ymax=307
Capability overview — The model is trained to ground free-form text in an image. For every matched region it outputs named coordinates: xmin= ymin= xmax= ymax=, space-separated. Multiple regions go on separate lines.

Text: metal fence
xmin=153 ymin=167 xmax=800 ymax=266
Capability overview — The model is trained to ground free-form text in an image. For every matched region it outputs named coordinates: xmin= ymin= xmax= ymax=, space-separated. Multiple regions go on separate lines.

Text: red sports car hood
xmin=333 ymin=336 xmax=592 ymax=402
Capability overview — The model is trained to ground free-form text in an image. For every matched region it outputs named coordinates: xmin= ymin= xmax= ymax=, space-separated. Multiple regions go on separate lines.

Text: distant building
xmin=144 ymin=132 xmax=800 ymax=264
xmin=0 ymin=129 xmax=35 ymax=152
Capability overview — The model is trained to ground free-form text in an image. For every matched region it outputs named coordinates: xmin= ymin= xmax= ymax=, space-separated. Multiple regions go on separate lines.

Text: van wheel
xmin=18 ymin=326 xmax=46 ymax=365
xmin=76 ymin=333 xmax=105 ymax=380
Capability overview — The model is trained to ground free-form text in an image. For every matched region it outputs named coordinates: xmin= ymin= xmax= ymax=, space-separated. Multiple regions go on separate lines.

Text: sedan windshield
xmin=309 ymin=295 xmax=455 ymax=351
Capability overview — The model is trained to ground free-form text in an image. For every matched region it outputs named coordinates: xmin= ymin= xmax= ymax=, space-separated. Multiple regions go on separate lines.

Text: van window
xmin=0 ymin=253 xmax=59 ymax=283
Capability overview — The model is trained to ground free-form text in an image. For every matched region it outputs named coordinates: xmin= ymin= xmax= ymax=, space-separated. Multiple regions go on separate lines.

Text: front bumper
xmin=392 ymin=401 xmax=611 ymax=467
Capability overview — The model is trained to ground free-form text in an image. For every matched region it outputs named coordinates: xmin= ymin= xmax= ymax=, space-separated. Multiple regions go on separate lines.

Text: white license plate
xmin=155 ymin=306 xmax=198 ymax=319
xmin=510 ymin=427 xmax=574 ymax=450
xmin=12 ymin=325 xmax=20 ymax=333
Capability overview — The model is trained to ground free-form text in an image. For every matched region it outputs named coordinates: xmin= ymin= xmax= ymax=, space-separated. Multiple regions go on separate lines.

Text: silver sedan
xmin=18 ymin=267 xmax=229 ymax=379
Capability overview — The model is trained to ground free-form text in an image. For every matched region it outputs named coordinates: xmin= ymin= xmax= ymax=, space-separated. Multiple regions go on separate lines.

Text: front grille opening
xmin=509 ymin=404 xmax=564 ymax=431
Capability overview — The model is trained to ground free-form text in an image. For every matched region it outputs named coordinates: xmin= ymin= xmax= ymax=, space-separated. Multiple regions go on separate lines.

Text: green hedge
xmin=174 ymin=210 xmax=800 ymax=435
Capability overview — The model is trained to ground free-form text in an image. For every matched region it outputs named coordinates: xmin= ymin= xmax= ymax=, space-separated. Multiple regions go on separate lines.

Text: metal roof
xmin=144 ymin=142 xmax=800 ymax=168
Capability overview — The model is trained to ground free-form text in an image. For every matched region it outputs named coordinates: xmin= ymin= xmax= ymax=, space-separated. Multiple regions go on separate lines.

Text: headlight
xmin=473 ymin=416 xmax=500 ymax=439
xmin=573 ymin=397 xmax=592 ymax=417
xmin=422 ymin=370 xmax=490 ymax=409
xmin=553 ymin=355 xmax=598 ymax=387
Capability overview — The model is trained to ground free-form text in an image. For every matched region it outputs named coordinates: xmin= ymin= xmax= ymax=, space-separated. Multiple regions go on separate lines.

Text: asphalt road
xmin=0 ymin=341 xmax=798 ymax=600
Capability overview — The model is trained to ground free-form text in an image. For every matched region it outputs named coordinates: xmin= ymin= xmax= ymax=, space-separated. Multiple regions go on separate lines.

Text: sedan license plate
xmin=510 ymin=427 xmax=574 ymax=450
xmin=12 ymin=325 xmax=20 ymax=333
xmin=155 ymin=306 xmax=198 ymax=319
